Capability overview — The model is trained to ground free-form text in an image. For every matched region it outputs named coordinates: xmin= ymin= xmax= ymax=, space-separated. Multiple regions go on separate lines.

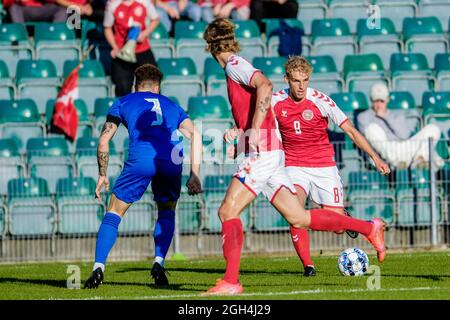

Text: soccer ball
xmin=338 ymin=248 xmax=369 ymax=276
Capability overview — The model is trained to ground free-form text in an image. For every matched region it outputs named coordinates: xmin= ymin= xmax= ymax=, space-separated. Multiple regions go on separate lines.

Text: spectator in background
xmin=55 ymin=0 xmax=94 ymax=18
xmin=104 ymin=0 xmax=160 ymax=97
xmin=250 ymin=0 xmax=299 ymax=32
xmin=154 ymin=0 xmax=201 ymax=33
xmin=8 ymin=0 xmax=67 ymax=22
xmin=357 ymin=83 xmax=444 ymax=169
xmin=211 ymin=0 xmax=250 ymax=20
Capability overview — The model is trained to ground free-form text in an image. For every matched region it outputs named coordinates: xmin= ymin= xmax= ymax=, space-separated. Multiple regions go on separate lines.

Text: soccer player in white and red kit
xmin=272 ymin=56 xmax=390 ymax=276
xmin=202 ymin=18 xmax=387 ymax=296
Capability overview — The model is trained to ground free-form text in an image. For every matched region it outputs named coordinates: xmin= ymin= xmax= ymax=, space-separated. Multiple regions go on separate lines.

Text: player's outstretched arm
xmin=340 ymin=120 xmax=391 ymax=176
xmin=179 ymin=118 xmax=203 ymax=195
xmin=95 ymin=121 xmax=118 ymax=199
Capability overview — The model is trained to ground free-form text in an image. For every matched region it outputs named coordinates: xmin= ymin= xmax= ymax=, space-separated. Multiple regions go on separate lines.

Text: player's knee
xmin=218 ymin=200 xmax=239 ymax=222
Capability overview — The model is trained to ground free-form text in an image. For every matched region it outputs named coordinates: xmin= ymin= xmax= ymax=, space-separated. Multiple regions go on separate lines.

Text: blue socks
xmin=154 ymin=210 xmax=175 ymax=266
xmin=94 ymin=212 xmax=122 ymax=270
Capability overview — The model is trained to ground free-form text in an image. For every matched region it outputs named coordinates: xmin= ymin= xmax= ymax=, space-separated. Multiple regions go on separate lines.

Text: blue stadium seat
xmin=306 ymin=55 xmax=344 ymax=93
xmin=0 ymin=138 xmax=26 ymax=196
xmin=0 ymin=23 xmax=33 ymax=78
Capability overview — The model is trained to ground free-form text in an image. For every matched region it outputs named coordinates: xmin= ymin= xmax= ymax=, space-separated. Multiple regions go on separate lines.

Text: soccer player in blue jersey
xmin=84 ymin=64 xmax=203 ymax=289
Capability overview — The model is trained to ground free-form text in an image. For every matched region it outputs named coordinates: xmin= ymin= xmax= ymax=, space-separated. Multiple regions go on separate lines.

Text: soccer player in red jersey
xmin=202 ymin=18 xmax=387 ymax=296
xmin=272 ymin=56 xmax=390 ymax=276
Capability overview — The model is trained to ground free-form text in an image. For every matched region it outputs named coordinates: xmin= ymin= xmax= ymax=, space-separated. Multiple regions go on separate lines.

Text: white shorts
xmin=234 ymin=150 xmax=296 ymax=202
xmin=286 ymin=166 xmax=344 ymax=208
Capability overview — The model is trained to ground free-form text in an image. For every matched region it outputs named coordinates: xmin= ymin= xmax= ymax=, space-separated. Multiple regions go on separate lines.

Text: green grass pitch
xmin=0 ymin=251 xmax=449 ymax=300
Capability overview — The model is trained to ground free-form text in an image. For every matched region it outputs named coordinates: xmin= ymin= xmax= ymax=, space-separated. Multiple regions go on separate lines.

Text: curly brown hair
xmin=285 ymin=56 xmax=313 ymax=77
xmin=134 ymin=64 xmax=163 ymax=89
xmin=203 ymin=18 xmax=240 ymax=55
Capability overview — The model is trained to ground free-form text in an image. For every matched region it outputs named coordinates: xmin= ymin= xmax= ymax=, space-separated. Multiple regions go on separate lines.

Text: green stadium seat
xmin=26 ymin=137 xmax=74 ymax=193
xmin=158 ymin=57 xmax=204 ymax=108
xmin=34 ymin=23 xmax=81 ymax=76
xmin=390 ymin=53 xmax=435 ymax=105
xmin=150 ymin=22 xmax=174 ymax=59
xmin=0 ymin=99 xmax=45 ymax=152
xmin=263 ymin=19 xmax=309 ymax=57
xmin=7 ymin=177 xmax=56 ymax=236
xmin=376 ymin=0 xmax=418 ymax=32
xmin=329 ymin=92 xmax=368 ymax=125
xmin=348 ymin=170 xmax=389 ymax=192
xmin=422 ymin=91 xmax=450 ymax=134
xmin=297 ymin=0 xmax=327 ymax=35
xmin=388 ymin=91 xmax=421 ymax=133
xmin=419 ymin=0 xmax=450 ymax=32
xmin=253 ymin=194 xmax=288 ymax=231
xmin=328 ymin=0 xmax=370 ymax=33
xmin=177 ymin=175 xmax=204 ymax=233
xmin=343 ymin=53 xmax=388 ymax=99
xmin=204 ymin=57 xmax=226 ymax=98
xmin=403 ymin=17 xmax=448 ymax=69
xmin=16 ymin=60 xmax=60 ymax=114
xmin=63 ymin=60 xmax=111 ymax=113
xmin=0 ymin=60 xmax=15 ymax=100
xmin=337 ymin=149 xmax=364 ymax=186
xmin=0 ymin=23 xmax=33 ymax=78
xmin=76 ymin=137 xmax=123 ymax=181
xmin=45 ymin=98 xmax=93 ymax=142
xmin=94 ymin=97 xmax=117 ymax=134
xmin=0 ymin=138 xmax=26 ymax=196
xmin=175 ymin=21 xmax=208 ymax=74
xmin=203 ymin=175 xmax=250 ymax=231
xmin=253 ymin=56 xmax=288 ymax=92
xmin=188 ymin=95 xmax=231 ymax=120
xmin=435 ymin=53 xmax=450 ymax=91
xmin=357 ymin=18 xmax=403 ymax=69
xmin=56 ymin=176 xmax=103 ymax=234
xmin=306 ymin=55 xmax=344 ymax=93
xmin=233 ymin=20 xmax=266 ymax=63
xmin=311 ymin=18 xmax=356 ymax=70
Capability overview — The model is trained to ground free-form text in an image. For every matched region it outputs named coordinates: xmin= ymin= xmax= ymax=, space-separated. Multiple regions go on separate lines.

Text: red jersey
xmin=225 ymin=54 xmax=282 ymax=154
xmin=104 ymin=0 xmax=159 ymax=53
xmin=272 ymin=87 xmax=348 ymax=167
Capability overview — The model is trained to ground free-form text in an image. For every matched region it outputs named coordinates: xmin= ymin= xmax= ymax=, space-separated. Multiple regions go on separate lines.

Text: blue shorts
xmin=112 ymin=157 xmax=182 ymax=204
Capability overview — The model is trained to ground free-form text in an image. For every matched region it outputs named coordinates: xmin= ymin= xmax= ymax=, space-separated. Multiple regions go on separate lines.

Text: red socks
xmin=222 ymin=218 xmax=244 ymax=284
xmin=290 ymin=226 xmax=314 ymax=268
xmin=309 ymin=209 xmax=372 ymax=236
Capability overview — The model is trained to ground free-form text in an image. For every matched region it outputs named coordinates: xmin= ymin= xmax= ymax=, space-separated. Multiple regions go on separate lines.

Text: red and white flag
xmin=51 ymin=65 xmax=79 ymax=142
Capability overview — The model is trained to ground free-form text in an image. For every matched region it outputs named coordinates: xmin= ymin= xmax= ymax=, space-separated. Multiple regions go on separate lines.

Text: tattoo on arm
xmin=258 ymin=95 xmax=271 ymax=113
xmin=100 ymin=122 xmax=114 ymax=137
xmin=98 ymin=151 xmax=109 ymax=176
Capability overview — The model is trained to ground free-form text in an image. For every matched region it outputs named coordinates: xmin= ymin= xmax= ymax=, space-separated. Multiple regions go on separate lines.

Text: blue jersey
xmin=107 ymin=91 xmax=189 ymax=161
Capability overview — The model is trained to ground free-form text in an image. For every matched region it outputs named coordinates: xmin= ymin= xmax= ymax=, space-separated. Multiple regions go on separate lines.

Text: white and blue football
xmin=338 ymin=248 xmax=369 ymax=276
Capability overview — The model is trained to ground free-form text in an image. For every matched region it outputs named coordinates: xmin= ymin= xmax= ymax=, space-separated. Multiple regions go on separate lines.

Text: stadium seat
xmin=422 ymin=91 xmax=450 ymax=134
xmin=16 ymin=60 xmax=60 ymax=114
xmin=0 ymin=60 xmax=15 ymax=100
xmin=311 ymin=18 xmax=356 ymax=70
xmin=263 ymin=19 xmax=309 ymax=57
xmin=26 ymin=137 xmax=75 ymax=194
xmin=0 ymin=138 xmax=26 ymax=196
xmin=328 ymin=0 xmax=370 ymax=33
xmin=150 ymin=22 xmax=174 ymax=59
xmin=7 ymin=177 xmax=56 ymax=236
xmin=56 ymin=176 xmax=104 ymax=234
xmin=390 ymin=53 xmax=435 ymax=105
xmin=158 ymin=57 xmax=205 ymax=108
xmin=297 ymin=0 xmax=328 ymax=35
xmin=45 ymin=98 xmax=93 ymax=143
xmin=34 ymin=23 xmax=81 ymax=76
xmin=63 ymin=60 xmax=111 ymax=113
xmin=204 ymin=57 xmax=227 ymax=98
xmin=337 ymin=148 xmax=364 ymax=186
xmin=329 ymin=91 xmax=369 ymax=125
xmin=419 ymin=0 xmax=450 ymax=32
xmin=94 ymin=97 xmax=116 ymax=135
xmin=253 ymin=56 xmax=288 ymax=92
xmin=76 ymin=137 xmax=123 ymax=181
xmin=343 ymin=53 xmax=389 ymax=98
xmin=403 ymin=17 xmax=448 ymax=69
xmin=347 ymin=171 xmax=394 ymax=223
xmin=388 ymin=91 xmax=421 ymax=133
xmin=253 ymin=194 xmax=288 ymax=231
xmin=233 ymin=20 xmax=266 ymax=62
xmin=177 ymin=175 xmax=204 ymax=233
xmin=435 ymin=53 xmax=450 ymax=91
xmin=174 ymin=21 xmax=209 ymax=75
xmin=203 ymin=175 xmax=250 ymax=231
xmin=0 ymin=99 xmax=45 ymax=153
xmin=0 ymin=23 xmax=33 ymax=78
xmin=306 ymin=55 xmax=344 ymax=93
xmin=357 ymin=18 xmax=403 ymax=69
xmin=376 ymin=0 xmax=418 ymax=32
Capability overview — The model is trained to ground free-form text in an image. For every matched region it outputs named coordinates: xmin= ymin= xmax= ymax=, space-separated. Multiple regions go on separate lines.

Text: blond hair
xmin=285 ymin=56 xmax=313 ymax=77
xmin=204 ymin=18 xmax=240 ymax=55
